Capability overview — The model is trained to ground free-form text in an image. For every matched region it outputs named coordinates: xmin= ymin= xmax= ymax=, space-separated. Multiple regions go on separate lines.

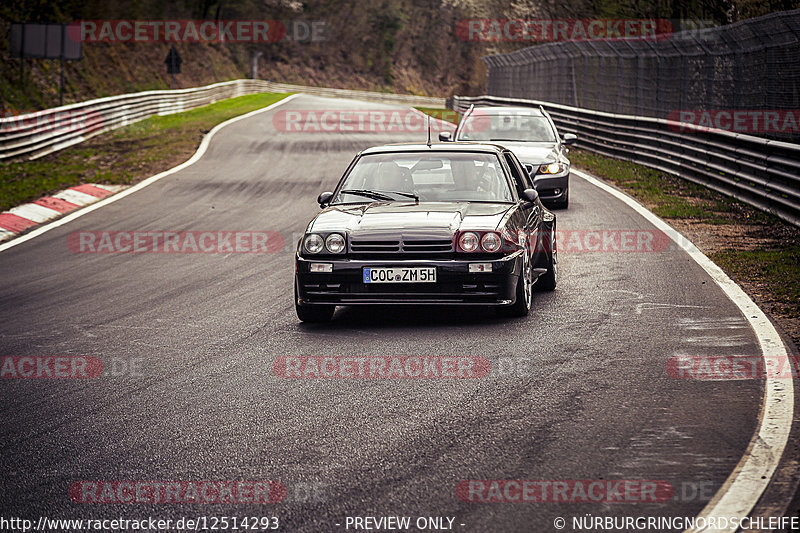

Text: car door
xmin=502 ymin=150 xmax=541 ymax=261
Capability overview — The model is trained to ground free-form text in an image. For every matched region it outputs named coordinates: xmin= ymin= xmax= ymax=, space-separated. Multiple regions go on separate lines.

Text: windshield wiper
xmin=339 ymin=189 xmax=394 ymax=201
xmin=339 ymin=189 xmax=419 ymax=202
xmin=382 ymin=190 xmax=419 ymax=201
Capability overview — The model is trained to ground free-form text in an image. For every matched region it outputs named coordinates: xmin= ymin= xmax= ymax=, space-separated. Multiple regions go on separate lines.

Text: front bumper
xmin=295 ymin=253 xmax=524 ymax=306
xmin=533 ymin=172 xmax=569 ymax=202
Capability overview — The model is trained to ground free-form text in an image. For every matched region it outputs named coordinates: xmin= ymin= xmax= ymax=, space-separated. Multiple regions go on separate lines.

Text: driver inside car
xmin=375 ymin=161 xmax=409 ymax=192
xmin=451 ymin=158 xmax=487 ymax=193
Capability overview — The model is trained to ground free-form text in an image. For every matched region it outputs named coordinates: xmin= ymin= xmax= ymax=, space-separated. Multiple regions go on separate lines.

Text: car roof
xmin=360 ymin=142 xmax=509 ymax=155
xmin=470 ymin=106 xmax=546 ymax=117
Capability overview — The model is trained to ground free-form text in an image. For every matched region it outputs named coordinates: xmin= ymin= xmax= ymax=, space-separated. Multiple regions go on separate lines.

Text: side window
xmin=503 ymin=152 xmax=532 ymax=193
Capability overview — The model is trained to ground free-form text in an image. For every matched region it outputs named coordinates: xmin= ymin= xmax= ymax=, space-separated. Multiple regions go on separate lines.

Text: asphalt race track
xmin=0 ymin=94 xmax=783 ymax=531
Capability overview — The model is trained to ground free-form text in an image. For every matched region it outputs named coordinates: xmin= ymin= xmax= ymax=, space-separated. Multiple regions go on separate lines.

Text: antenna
xmin=426 ymin=115 xmax=432 ymax=147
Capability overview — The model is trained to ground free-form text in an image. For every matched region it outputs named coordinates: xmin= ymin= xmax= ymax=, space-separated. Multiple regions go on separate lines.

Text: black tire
xmin=295 ymin=282 xmax=334 ymax=322
xmin=497 ymin=255 xmax=532 ymax=317
xmin=535 ymin=224 xmax=557 ymax=292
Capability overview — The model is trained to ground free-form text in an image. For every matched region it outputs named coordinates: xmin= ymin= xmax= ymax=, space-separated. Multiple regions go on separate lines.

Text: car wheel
xmin=498 ymin=254 xmax=532 ymax=318
xmin=535 ymin=224 xmax=557 ymax=291
xmin=295 ymin=281 xmax=335 ymax=322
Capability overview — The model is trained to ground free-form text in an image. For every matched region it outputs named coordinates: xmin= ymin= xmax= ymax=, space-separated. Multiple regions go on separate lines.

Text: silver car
xmin=441 ymin=106 xmax=576 ymax=208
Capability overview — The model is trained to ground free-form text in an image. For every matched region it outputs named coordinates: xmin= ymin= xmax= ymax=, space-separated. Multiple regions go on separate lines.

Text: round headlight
xmin=459 ymin=232 xmax=480 ymax=252
xmin=304 ymin=234 xmax=324 ymax=254
xmin=540 ymin=162 xmax=561 ymax=174
xmin=481 ymin=232 xmax=501 ymax=252
xmin=325 ymin=233 xmax=345 ymax=254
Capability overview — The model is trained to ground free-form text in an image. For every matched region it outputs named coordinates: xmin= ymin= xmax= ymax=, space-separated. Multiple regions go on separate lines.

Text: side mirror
xmin=523 ymin=163 xmax=534 ymax=176
xmin=522 ymin=188 xmax=539 ymax=204
xmin=562 ymin=133 xmax=577 ymax=145
xmin=438 ymin=131 xmax=452 ymax=142
xmin=317 ymin=191 xmax=333 ymax=207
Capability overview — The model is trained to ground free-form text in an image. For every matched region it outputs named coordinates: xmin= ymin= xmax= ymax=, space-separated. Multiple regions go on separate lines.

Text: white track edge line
xmin=0 ymin=94 xmax=299 ymax=254
xmin=572 ymin=168 xmax=792 ymax=533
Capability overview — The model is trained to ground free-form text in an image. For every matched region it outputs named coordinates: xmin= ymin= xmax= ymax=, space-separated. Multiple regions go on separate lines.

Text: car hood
xmin=496 ymin=142 xmax=559 ymax=164
xmin=308 ymin=202 xmax=514 ymax=237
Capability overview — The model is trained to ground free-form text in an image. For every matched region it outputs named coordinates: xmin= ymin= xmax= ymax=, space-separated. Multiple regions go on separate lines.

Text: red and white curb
xmin=0 ymin=184 xmax=127 ymax=242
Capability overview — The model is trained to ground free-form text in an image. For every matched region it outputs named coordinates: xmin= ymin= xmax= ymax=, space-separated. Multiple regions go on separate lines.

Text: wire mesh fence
xmin=483 ymin=10 xmax=800 ymax=140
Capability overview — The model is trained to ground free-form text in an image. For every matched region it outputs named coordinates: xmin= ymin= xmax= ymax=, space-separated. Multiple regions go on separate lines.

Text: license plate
xmin=363 ymin=267 xmax=437 ymax=284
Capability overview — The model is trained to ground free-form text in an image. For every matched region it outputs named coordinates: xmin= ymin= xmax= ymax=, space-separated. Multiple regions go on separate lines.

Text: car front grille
xmin=349 ymin=239 xmax=401 ymax=253
xmin=349 ymin=237 xmax=453 ymax=255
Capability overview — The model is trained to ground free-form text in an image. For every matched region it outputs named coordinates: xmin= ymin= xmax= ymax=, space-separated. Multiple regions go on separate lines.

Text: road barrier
xmin=448 ymin=95 xmax=800 ymax=227
xmin=0 ymin=80 xmax=445 ymax=162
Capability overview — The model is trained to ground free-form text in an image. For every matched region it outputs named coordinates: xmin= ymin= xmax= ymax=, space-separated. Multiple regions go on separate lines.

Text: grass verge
xmin=571 ymin=149 xmax=800 ymax=346
xmin=0 ymin=92 xmax=292 ymax=212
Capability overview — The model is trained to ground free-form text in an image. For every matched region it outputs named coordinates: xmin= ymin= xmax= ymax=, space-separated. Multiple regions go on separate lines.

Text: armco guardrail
xmin=0 ymin=80 xmax=445 ymax=162
xmin=449 ymin=95 xmax=800 ymax=228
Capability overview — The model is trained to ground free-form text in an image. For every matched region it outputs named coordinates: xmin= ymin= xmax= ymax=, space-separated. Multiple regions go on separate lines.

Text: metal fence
xmin=0 ymin=80 xmax=445 ymax=162
xmin=483 ymin=10 xmax=800 ymax=141
xmin=449 ymin=94 xmax=800 ymax=228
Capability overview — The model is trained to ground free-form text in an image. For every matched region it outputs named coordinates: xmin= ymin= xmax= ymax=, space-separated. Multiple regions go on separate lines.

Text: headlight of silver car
xmin=538 ymin=162 xmax=566 ymax=175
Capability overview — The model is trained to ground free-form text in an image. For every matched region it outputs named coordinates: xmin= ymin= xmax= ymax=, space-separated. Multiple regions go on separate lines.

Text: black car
xmin=440 ymin=106 xmax=576 ymax=208
xmin=294 ymin=143 xmax=557 ymax=322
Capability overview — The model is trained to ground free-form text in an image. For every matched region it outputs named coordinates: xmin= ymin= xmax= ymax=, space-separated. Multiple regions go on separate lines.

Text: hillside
xmin=1 ymin=0 xmax=790 ymax=112
xmin=0 ymin=1 xmax=489 ymax=112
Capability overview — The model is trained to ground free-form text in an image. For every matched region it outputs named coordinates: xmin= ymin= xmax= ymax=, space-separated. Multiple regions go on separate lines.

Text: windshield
xmin=334 ymin=152 xmax=514 ymax=203
xmin=458 ymin=113 xmax=557 ymax=142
